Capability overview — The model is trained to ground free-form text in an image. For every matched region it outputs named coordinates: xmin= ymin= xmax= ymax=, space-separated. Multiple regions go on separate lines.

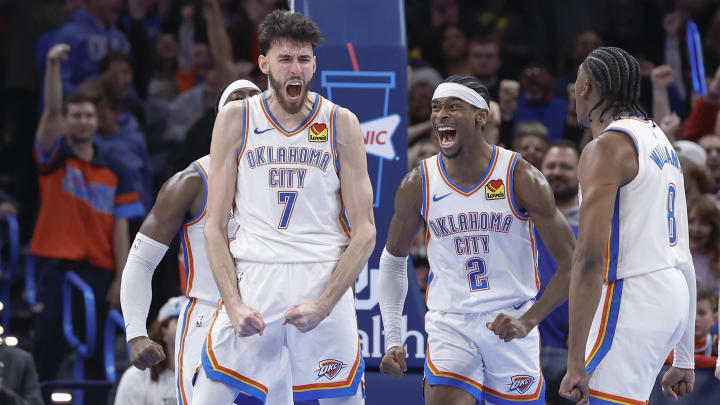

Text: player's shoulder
xmin=161 ymin=163 xmax=205 ymax=197
xmin=394 ymin=164 xmax=425 ymax=210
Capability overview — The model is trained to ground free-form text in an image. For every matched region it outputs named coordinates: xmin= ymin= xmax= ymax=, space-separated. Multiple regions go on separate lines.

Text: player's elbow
xmin=573 ymin=253 xmax=606 ymax=279
xmin=203 ymin=220 xmax=226 ymax=245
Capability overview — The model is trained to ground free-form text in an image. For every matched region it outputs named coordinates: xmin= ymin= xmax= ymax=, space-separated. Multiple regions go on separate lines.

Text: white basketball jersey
xmin=181 ymin=155 xmax=236 ymax=303
xmin=593 ymin=117 xmax=691 ymax=280
xmin=421 ymin=146 xmax=539 ymax=314
xmin=229 ymin=93 xmax=350 ymax=263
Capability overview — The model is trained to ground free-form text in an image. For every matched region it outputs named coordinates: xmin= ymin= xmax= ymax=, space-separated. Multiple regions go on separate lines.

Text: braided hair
xmin=581 ymin=46 xmax=647 ymax=122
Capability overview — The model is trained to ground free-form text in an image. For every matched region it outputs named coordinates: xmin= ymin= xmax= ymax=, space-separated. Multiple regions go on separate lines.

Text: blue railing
xmin=62 ymin=271 xmax=97 ymax=405
xmin=0 ymin=213 xmax=19 ymax=330
xmin=104 ymin=309 xmax=129 ymax=382
xmin=24 ymin=255 xmax=36 ymax=308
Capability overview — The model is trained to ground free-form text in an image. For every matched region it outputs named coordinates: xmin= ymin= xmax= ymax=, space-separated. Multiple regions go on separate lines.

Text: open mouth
xmin=436 ymin=125 xmax=457 ymax=148
xmin=286 ymin=80 xmax=303 ymax=101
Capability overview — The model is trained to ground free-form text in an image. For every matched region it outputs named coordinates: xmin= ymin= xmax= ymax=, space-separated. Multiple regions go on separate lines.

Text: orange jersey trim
xmin=436 ymin=153 xmax=498 ymax=197
xmin=205 ymin=303 xmax=269 ymax=395
xmin=589 ymin=389 xmax=648 ymax=405
xmin=177 ymin=299 xmax=196 ymax=405
xmin=260 ymin=96 xmax=322 ymax=137
xmin=585 ymin=281 xmax=616 ymax=366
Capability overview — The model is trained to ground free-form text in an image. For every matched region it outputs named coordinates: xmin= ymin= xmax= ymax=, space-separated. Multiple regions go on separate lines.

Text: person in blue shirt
xmin=535 ymin=140 xmax=580 ymax=405
xmin=51 ymin=0 xmax=131 ymax=97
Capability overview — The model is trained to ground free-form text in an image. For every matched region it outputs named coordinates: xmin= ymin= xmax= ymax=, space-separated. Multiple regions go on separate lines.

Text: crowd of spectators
xmin=0 ymin=0 xmax=719 ymax=404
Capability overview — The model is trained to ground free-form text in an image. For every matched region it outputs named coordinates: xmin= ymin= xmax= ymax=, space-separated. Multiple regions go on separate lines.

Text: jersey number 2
xmin=465 ymin=258 xmax=489 ymax=292
xmin=278 ymin=191 xmax=298 ymax=229
xmin=667 ymin=184 xmax=677 ymax=246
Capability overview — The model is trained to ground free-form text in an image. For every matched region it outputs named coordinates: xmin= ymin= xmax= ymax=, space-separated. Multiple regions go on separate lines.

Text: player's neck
xmin=589 ymin=107 xmax=611 ymax=138
xmin=265 ymin=90 xmax=316 ymax=129
xmin=441 ymin=140 xmax=494 ymax=188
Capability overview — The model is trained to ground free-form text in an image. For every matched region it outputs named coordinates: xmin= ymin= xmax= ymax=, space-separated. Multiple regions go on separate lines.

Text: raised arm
xmin=378 ymin=166 xmax=424 ymax=379
xmin=488 ymin=157 xmax=575 ymax=341
xmin=203 ymin=0 xmax=235 ymax=85
xmin=121 ymin=168 xmax=202 ymax=369
xmin=36 ymin=44 xmax=70 ymax=154
xmin=560 ymin=132 xmax=638 ymax=404
xmin=283 ymin=107 xmax=376 ymax=332
xmin=204 ymin=101 xmax=266 ymax=337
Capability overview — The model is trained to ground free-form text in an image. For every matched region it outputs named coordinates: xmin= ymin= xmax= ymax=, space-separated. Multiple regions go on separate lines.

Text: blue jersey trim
xmin=261 ymin=91 xmax=319 ymax=134
xmin=585 ymin=279 xmax=624 ymax=375
xmin=438 ymin=145 xmax=496 ymax=194
xmin=607 ymin=190 xmax=621 ymax=281
xmin=201 ymin=339 xmax=268 ymax=403
xmin=601 ymin=127 xmax=639 ymax=155
xmin=292 ymin=357 xmax=365 ymax=401
xmin=420 ymin=160 xmax=428 ymax=219
xmin=184 ymin=162 xmax=208 ymax=225
xmin=508 ymin=153 xmax=529 ymax=219
xmin=236 ymin=99 xmax=248 ymax=159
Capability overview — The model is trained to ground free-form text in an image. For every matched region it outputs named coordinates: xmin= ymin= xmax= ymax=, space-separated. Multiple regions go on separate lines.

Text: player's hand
xmin=661 ymin=366 xmax=694 ymax=400
xmin=282 ymin=300 xmax=330 ymax=333
xmin=129 ymin=336 xmax=165 ymax=370
xmin=380 ymin=346 xmax=407 ymax=379
xmin=47 ymin=44 xmax=70 ymax=65
xmin=559 ymin=367 xmax=590 ymax=405
xmin=227 ymin=301 xmax=265 ymax=337
xmin=106 ymin=278 xmax=122 ymax=310
xmin=486 ymin=313 xmax=532 ymax=342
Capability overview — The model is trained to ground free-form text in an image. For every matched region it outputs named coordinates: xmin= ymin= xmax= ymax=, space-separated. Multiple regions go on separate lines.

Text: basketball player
xmin=120 ymin=80 xmax=261 ymax=405
xmin=558 ymin=47 xmax=696 ymax=405
xmin=378 ymin=76 xmax=576 ymax=405
xmin=193 ymin=10 xmax=375 ymax=405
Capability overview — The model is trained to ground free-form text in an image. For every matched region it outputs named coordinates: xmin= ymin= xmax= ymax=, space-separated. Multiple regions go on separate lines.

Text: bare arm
xmin=139 ymin=169 xmax=203 ymax=243
xmin=560 ymin=132 xmax=637 ymax=404
xmin=651 ymin=65 xmax=674 ymax=124
xmin=489 ymin=158 xmax=575 ymax=341
xmin=385 ymin=167 xmax=424 ymax=257
xmin=36 ymin=44 xmax=70 ymax=154
xmin=203 ymin=0 xmax=235 ymax=86
xmin=283 ymin=108 xmax=376 ymax=332
xmin=204 ymin=102 xmax=265 ymax=336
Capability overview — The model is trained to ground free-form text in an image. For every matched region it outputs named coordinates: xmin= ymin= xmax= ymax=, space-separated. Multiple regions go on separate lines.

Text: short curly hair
xmin=258 ymin=10 xmax=323 ymax=55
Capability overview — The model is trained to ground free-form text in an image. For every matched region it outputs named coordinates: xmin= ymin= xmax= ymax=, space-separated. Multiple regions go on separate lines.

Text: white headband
xmin=432 ymin=82 xmax=489 ymax=110
xmin=218 ymin=80 xmax=261 ymax=110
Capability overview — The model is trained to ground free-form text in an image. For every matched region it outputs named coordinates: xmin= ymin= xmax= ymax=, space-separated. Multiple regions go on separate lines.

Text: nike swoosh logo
xmin=254 ymin=128 xmax=273 ymax=134
xmin=432 ymin=193 xmax=451 ymax=202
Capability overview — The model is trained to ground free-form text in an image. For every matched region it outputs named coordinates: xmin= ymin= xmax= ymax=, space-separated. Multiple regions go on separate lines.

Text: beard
xmin=553 ymin=185 xmax=579 ymax=203
xmin=268 ymin=72 xmax=313 ymax=113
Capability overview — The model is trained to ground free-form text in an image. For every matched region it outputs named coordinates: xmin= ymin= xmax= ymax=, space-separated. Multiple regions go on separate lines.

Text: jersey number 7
xmin=278 ymin=191 xmax=298 ymax=229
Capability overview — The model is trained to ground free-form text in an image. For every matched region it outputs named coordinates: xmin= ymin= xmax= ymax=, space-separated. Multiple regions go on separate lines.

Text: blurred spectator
xmin=437 ymin=25 xmax=472 ymax=77
xmin=31 ymin=44 xmax=144 ymax=398
xmin=553 ymin=30 xmax=602 ymax=100
xmin=408 ymin=81 xmax=435 ymax=145
xmin=408 ymin=137 xmax=440 ymax=171
xmin=662 ymin=11 xmax=688 ymax=104
xmin=651 ymin=64 xmax=676 ymax=126
xmin=665 ymin=284 xmax=718 ymax=368
xmin=165 ymin=68 xmax=223 ymax=145
xmin=688 ymin=195 xmax=720 ymax=295
xmin=515 ymin=63 xmax=569 ymax=142
xmin=0 ymin=190 xmax=18 ymax=218
xmin=512 ymin=121 xmax=549 ymax=169
xmin=0 ymin=340 xmax=43 ymax=405
xmin=51 ymin=0 xmax=131 ymax=97
xmin=114 ymin=297 xmax=184 ymax=405
xmin=681 ymin=158 xmax=716 ymax=200
xmin=99 ymin=51 xmax=145 ymax=126
xmin=467 ymin=37 xmax=503 ymax=100
xmin=675 ymin=140 xmax=707 ymax=167
xmin=536 ymin=140 xmax=580 ymax=405
xmin=684 ymin=67 xmax=720 ymax=142
xmin=147 ymin=33 xmax=181 ymax=102
xmin=699 ymin=134 xmax=720 ymax=192
xmin=171 ymin=79 xmax=261 ymax=174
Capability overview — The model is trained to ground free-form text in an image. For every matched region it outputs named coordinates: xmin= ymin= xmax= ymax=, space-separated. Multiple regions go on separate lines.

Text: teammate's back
xmin=598 ymin=117 xmax=691 ymax=280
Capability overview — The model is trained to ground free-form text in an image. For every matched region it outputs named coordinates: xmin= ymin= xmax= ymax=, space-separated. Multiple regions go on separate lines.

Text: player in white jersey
xmin=378 ymin=76 xmax=576 ymax=405
xmin=119 ymin=80 xmax=261 ymax=405
xmin=559 ymin=47 xmax=697 ymax=405
xmin=194 ymin=10 xmax=375 ymax=405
